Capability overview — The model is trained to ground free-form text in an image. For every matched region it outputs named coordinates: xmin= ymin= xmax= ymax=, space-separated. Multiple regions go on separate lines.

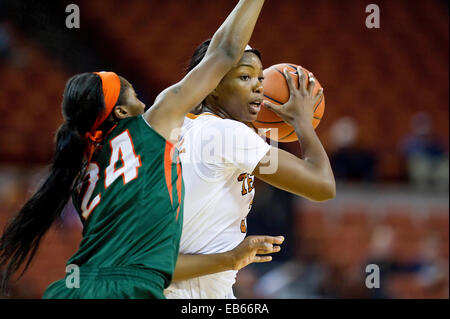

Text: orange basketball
xmin=253 ymin=63 xmax=325 ymax=142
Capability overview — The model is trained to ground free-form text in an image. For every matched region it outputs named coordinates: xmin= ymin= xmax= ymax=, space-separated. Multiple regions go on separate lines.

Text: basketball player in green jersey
xmin=0 ymin=0 xmax=267 ymax=298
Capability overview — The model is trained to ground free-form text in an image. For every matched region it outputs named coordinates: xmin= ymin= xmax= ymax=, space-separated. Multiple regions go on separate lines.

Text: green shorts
xmin=43 ymin=266 xmax=166 ymax=299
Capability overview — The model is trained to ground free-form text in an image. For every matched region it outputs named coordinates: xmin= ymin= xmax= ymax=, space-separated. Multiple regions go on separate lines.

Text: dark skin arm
xmin=253 ymin=67 xmax=336 ymax=202
xmin=172 ymin=235 xmax=284 ymax=282
xmin=144 ymin=0 xmax=265 ymax=144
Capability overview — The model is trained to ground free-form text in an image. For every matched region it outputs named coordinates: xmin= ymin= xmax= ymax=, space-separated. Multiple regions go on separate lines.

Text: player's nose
xmin=252 ymin=79 xmax=263 ymax=94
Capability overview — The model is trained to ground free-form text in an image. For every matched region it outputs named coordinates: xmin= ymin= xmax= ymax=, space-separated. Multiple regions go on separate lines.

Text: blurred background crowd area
xmin=0 ymin=0 xmax=448 ymax=298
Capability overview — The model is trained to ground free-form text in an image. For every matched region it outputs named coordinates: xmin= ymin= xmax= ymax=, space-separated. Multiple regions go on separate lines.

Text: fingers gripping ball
xmin=253 ymin=63 xmax=325 ymax=142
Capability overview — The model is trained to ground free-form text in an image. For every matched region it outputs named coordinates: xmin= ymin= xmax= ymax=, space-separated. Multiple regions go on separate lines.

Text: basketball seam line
xmin=314 ymin=96 xmax=324 ymax=112
xmin=263 ymin=94 xmax=284 ymax=105
xmin=280 ymin=129 xmax=296 ymax=141
xmin=287 ymin=64 xmax=298 ymax=72
xmin=273 ymin=65 xmax=297 ymax=74
xmin=255 ymin=120 xmax=285 ymax=124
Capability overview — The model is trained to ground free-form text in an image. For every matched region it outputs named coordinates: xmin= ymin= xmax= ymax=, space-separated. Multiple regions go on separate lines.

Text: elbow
xmin=324 ymin=180 xmax=337 ymax=201
xmin=210 ymin=36 xmax=243 ymax=66
xmin=311 ymin=179 xmax=336 ymax=202
xmin=223 ymin=41 xmax=243 ymax=62
xmin=216 ymin=45 xmax=242 ymax=68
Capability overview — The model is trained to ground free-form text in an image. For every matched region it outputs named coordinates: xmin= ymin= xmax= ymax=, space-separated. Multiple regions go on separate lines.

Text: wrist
xmin=292 ymin=117 xmax=314 ymax=131
xmin=222 ymin=251 xmax=237 ymax=271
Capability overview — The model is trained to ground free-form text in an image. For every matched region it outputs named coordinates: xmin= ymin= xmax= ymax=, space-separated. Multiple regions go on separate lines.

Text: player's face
xmin=214 ymin=52 xmax=264 ymax=122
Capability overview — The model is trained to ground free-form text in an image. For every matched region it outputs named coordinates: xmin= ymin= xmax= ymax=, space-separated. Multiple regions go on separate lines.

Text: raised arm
xmin=144 ymin=0 xmax=265 ymax=143
xmin=253 ymin=67 xmax=336 ymax=202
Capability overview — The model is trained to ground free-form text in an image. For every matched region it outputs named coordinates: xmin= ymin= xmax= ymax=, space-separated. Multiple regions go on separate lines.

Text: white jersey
xmin=164 ymin=113 xmax=271 ymax=299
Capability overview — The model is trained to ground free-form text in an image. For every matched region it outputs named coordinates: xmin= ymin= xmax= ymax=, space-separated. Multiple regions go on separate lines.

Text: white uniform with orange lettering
xmin=164 ymin=113 xmax=271 ymax=299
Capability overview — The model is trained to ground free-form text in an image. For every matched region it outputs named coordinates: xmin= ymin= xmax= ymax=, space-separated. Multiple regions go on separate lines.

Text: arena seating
xmin=0 ymin=23 xmax=69 ymax=163
xmin=294 ymin=201 xmax=449 ymax=298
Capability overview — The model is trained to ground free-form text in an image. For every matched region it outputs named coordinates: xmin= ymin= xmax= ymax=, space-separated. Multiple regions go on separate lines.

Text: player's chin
xmin=245 ymin=107 xmax=260 ymax=121
xmin=240 ymin=112 xmax=258 ymax=123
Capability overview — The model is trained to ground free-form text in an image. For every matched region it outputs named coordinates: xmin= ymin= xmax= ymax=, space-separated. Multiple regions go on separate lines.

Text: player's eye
xmin=258 ymin=77 xmax=264 ymax=82
xmin=240 ymin=75 xmax=250 ymax=81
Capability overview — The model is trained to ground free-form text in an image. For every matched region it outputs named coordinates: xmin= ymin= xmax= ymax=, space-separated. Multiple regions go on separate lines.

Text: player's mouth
xmin=248 ymin=100 xmax=262 ymax=115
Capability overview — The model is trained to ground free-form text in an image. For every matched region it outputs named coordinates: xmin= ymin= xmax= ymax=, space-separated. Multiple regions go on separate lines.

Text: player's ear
xmin=113 ymin=105 xmax=132 ymax=119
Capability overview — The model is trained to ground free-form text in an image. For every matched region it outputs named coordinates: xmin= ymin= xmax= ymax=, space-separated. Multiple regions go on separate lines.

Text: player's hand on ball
xmin=264 ymin=66 xmax=324 ymax=127
xmin=229 ymin=235 xmax=284 ymax=271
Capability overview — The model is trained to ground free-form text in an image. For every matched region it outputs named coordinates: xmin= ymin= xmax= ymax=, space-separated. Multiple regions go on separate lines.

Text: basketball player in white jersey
xmin=164 ymin=41 xmax=335 ymax=299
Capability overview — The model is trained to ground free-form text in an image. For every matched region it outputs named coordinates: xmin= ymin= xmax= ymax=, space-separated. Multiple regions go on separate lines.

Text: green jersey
xmin=68 ymin=115 xmax=184 ymax=288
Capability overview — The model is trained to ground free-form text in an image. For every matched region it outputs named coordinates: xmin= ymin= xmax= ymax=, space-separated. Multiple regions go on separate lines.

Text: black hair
xmin=186 ymin=39 xmax=262 ymax=74
xmin=187 ymin=39 xmax=262 ymax=114
xmin=0 ymin=72 xmax=128 ymax=293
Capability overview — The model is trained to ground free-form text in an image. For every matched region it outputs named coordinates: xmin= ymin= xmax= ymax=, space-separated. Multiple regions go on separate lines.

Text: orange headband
xmin=84 ymin=71 xmax=121 ymax=162
xmin=92 ymin=71 xmax=121 ymax=132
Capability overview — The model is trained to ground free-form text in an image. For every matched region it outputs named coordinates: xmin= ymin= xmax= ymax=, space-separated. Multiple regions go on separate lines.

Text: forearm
xmin=172 ymin=253 xmax=234 ymax=282
xmin=293 ymin=119 xmax=335 ymax=194
xmin=209 ymin=0 xmax=265 ymax=61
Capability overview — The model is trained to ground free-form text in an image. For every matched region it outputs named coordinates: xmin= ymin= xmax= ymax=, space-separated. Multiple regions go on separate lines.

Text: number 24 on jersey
xmin=81 ymin=130 xmax=141 ymax=220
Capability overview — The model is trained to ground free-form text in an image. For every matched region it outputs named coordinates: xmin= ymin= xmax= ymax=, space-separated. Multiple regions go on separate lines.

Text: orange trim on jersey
xmin=186 ymin=112 xmax=221 ymax=120
xmin=175 ymin=156 xmax=182 ymax=221
xmin=164 ymin=142 xmax=174 ymax=206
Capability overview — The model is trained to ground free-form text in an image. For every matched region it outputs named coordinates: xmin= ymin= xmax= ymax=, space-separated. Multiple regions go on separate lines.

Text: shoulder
xmin=115 ymin=115 xmax=170 ymax=146
xmin=183 ymin=114 xmax=267 ymax=149
xmin=114 ymin=116 xmax=149 ymax=136
xmin=195 ymin=115 xmax=257 ymax=135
